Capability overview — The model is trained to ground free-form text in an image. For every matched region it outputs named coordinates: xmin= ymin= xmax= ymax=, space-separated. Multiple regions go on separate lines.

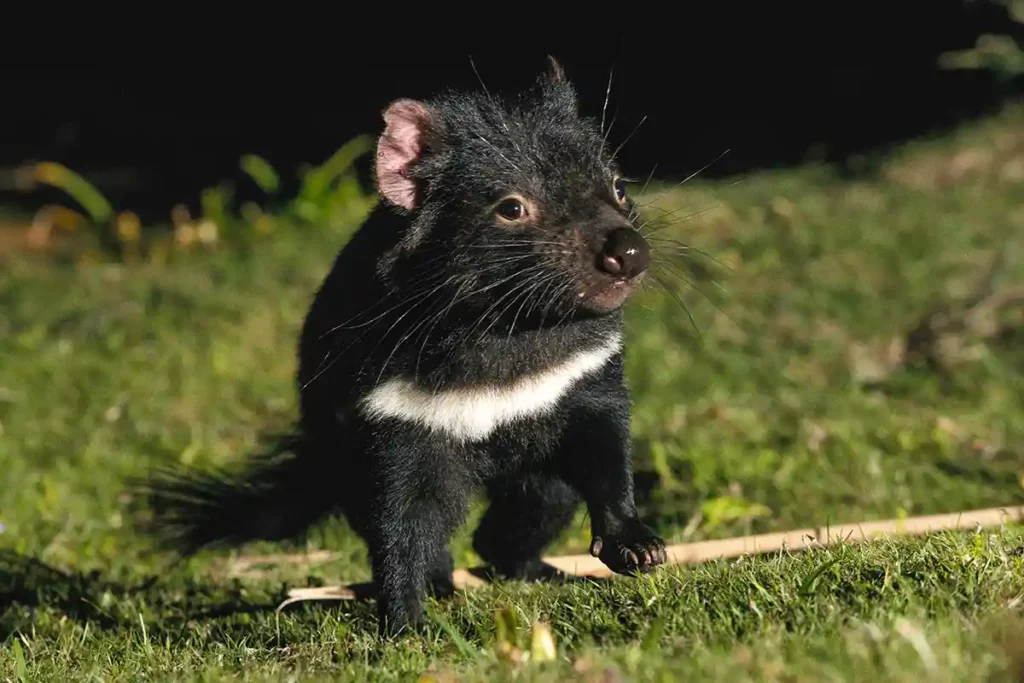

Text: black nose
xmin=597 ymin=227 xmax=651 ymax=278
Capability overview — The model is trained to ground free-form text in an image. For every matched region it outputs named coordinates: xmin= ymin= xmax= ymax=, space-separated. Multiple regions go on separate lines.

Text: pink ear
xmin=376 ymin=99 xmax=434 ymax=211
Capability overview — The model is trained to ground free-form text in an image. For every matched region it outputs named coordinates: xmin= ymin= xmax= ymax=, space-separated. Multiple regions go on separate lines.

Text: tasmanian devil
xmin=139 ymin=56 xmax=668 ymax=636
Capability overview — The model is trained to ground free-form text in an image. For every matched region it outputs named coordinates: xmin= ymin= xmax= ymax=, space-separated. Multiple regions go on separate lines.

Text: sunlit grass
xmin=0 ymin=103 xmax=1022 ymax=681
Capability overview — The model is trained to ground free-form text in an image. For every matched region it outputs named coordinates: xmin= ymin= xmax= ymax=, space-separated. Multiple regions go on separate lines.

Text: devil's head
xmin=374 ymin=57 xmax=651 ymax=327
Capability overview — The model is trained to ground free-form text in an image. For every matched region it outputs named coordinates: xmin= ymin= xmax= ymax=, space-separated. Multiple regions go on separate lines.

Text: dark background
xmin=2 ymin=3 xmax=1022 ymax=225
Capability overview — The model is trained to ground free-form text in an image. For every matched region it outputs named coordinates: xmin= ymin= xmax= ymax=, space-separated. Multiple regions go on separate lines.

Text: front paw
xmin=589 ymin=525 xmax=667 ymax=576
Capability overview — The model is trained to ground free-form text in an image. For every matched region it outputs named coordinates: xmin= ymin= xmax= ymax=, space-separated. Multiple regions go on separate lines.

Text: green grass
xmin=1 ymin=103 xmax=1023 ymax=681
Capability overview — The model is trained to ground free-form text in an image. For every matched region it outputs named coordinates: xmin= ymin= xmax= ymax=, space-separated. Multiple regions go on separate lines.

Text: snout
xmin=596 ymin=227 xmax=651 ymax=280
xmin=573 ymin=225 xmax=651 ymax=314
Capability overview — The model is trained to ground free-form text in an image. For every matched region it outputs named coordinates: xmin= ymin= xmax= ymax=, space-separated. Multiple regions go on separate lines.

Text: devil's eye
xmin=495 ymin=197 xmax=526 ymax=221
xmin=613 ymin=177 xmax=627 ymax=203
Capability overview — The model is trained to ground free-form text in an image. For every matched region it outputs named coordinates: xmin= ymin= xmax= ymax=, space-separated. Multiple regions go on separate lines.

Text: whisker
xmin=602 ymin=105 xmax=620 ymax=147
xmin=650 ymin=259 xmax=740 ymax=331
xmin=611 ymin=114 xmax=647 ymax=161
xmin=674 ymin=148 xmax=732 ymax=188
xmin=647 ymin=238 xmax=736 ymax=273
xmin=506 ymin=273 xmax=562 ymax=342
xmin=462 ymin=264 xmax=553 ymax=344
xmin=316 ymin=280 xmax=442 ymax=338
xmin=375 ymin=284 xmax=467 ymax=385
xmin=638 ymin=163 xmax=659 ymax=198
xmin=601 ymin=65 xmax=614 ymax=137
xmin=652 ymin=257 xmax=728 ymax=301
xmin=640 ymin=205 xmax=722 ymax=236
xmin=476 ymin=134 xmax=522 ymax=174
xmin=316 ymin=257 xmax=519 ymax=339
xmin=483 ymin=279 xmax=541 ymax=342
xmin=539 ymin=279 xmax=574 ymax=328
xmin=305 ymin=275 xmax=462 ymax=390
xmin=652 ymin=272 xmax=702 ymax=342
xmin=468 ymin=55 xmax=492 ymax=101
xmin=552 ymin=291 xmax=579 ymax=330
xmin=526 ymin=273 xmax=564 ymax=319
xmin=371 ymin=256 xmax=558 ymax=382
xmin=465 ymin=241 xmax=564 ymax=250
xmin=413 ymin=278 xmax=473 ymax=378
xmin=654 ymin=264 xmax=729 ymax=304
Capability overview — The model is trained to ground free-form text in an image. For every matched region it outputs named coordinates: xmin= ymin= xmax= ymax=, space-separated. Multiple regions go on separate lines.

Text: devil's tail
xmin=132 ymin=432 xmax=338 ymax=555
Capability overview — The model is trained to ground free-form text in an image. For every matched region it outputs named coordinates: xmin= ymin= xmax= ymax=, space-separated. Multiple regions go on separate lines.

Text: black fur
xmin=137 ymin=58 xmax=667 ymax=636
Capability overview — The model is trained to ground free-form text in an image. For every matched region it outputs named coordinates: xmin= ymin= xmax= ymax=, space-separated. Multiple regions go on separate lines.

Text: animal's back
xmin=297 ymin=205 xmax=407 ymax=407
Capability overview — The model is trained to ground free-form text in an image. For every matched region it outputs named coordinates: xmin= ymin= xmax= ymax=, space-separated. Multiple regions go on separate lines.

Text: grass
xmin=1 ymin=102 xmax=1023 ymax=681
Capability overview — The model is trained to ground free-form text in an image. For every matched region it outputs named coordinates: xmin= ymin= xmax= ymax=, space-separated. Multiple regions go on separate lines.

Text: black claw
xmin=592 ymin=524 xmax=667 ymax=576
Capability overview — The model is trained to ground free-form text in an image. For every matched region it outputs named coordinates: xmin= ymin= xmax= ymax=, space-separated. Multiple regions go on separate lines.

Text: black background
xmin=2 ymin=3 xmax=1022 ymax=224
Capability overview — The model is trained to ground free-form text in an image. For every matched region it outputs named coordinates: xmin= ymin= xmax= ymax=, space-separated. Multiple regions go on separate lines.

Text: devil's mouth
xmin=577 ymin=272 xmax=643 ymax=311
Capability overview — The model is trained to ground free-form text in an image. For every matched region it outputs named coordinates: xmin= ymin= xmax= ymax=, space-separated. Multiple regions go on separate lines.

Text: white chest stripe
xmin=360 ymin=333 xmax=622 ymax=442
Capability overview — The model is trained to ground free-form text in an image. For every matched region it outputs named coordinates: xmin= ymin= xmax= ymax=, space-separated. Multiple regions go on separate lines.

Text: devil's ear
xmin=375 ymin=99 xmax=435 ymax=211
xmin=540 ymin=55 xmax=579 ymax=115
xmin=545 ymin=55 xmax=566 ymax=84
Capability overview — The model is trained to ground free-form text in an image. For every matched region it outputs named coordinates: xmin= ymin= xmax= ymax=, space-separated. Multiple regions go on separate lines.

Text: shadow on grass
xmin=0 ymin=550 xmax=287 ymax=644
xmin=0 ymin=550 xmax=609 ymax=645
xmin=0 ymin=551 xmax=125 ymax=635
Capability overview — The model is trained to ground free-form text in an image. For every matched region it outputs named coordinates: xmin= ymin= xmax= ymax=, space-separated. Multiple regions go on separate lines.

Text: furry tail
xmin=132 ymin=432 xmax=338 ymax=555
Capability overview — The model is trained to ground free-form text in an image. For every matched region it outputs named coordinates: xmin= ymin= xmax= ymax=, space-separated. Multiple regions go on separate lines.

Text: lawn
xmin=1 ymin=103 xmax=1023 ymax=682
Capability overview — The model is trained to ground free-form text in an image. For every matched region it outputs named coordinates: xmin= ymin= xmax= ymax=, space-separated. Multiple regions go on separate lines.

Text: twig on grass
xmin=278 ymin=504 xmax=1024 ymax=608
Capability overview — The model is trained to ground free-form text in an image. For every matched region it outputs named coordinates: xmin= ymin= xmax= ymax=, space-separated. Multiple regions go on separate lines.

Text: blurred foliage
xmin=939 ymin=0 xmax=1024 ymax=78
xmin=12 ymin=135 xmax=378 ymax=266
xmin=237 ymin=134 xmax=378 ymax=231
xmin=13 ymin=162 xmax=144 ymax=263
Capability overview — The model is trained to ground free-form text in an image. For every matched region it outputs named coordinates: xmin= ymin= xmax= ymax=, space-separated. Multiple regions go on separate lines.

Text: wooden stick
xmin=279 ymin=505 xmax=1024 ymax=607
